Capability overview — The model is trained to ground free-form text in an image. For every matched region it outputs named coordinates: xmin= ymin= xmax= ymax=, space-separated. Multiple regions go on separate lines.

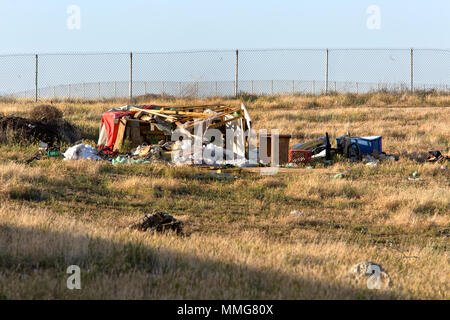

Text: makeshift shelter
xmin=97 ymin=103 xmax=253 ymax=164
xmin=98 ymin=105 xmax=154 ymax=150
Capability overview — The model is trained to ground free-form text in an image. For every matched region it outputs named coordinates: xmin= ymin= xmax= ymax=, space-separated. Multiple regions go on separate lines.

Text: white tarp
xmin=63 ymin=144 xmax=102 ymax=161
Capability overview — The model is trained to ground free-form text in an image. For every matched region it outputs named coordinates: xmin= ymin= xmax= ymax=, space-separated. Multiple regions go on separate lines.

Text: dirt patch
xmin=0 ymin=105 xmax=81 ymax=145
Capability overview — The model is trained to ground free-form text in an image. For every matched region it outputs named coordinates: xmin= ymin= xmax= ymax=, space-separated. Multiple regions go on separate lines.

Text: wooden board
xmin=113 ymin=118 xmax=127 ymax=151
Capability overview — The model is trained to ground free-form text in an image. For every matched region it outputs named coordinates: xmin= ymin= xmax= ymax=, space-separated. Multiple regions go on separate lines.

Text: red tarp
xmin=100 ymin=105 xmax=153 ymax=149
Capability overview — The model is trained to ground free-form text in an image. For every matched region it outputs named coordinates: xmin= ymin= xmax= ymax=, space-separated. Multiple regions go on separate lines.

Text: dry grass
xmin=0 ymin=93 xmax=448 ymax=299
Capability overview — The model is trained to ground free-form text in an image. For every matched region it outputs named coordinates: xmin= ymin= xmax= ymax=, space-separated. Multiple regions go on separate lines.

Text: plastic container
xmin=47 ymin=150 xmax=59 ymax=157
xmin=289 ymin=149 xmax=312 ymax=164
xmin=336 ymin=136 xmax=382 ymax=155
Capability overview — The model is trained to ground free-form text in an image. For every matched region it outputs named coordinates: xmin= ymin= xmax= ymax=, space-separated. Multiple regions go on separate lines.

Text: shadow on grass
xmin=0 ymin=223 xmax=403 ymax=299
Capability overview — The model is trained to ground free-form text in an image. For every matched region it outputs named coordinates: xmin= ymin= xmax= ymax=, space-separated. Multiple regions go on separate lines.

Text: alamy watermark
xmin=66 ymin=265 xmax=81 ymax=290
xmin=366 ymin=5 xmax=381 ymax=30
xmin=170 ymin=125 xmax=280 ymax=175
xmin=366 ymin=264 xmax=382 ymax=289
xmin=67 ymin=5 xmax=81 ymax=30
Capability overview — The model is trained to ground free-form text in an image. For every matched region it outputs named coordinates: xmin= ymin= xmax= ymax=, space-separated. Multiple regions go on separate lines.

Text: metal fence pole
xmin=325 ymin=49 xmax=329 ymax=95
xmin=34 ymin=54 xmax=38 ymax=102
xmin=129 ymin=52 xmax=133 ymax=101
xmin=234 ymin=49 xmax=239 ymax=97
xmin=410 ymin=48 xmax=414 ymax=93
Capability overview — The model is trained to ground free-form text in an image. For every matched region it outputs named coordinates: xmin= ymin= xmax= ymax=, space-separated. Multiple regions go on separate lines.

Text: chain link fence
xmin=0 ymin=49 xmax=448 ymax=100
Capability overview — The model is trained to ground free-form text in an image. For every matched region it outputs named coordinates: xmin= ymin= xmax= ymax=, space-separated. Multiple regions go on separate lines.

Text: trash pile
xmin=286 ymin=133 xmax=402 ymax=167
xmin=18 ymin=103 xmax=448 ymax=171
xmin=60 ymin=103 xmax=253 ymax=167
xmin=128 ymin=211 xmax=184 ymax=235
xmin=0 ymin=105 xmax=81 ymax=145
xmin=24 ymin=141 xmax=61 ymax=164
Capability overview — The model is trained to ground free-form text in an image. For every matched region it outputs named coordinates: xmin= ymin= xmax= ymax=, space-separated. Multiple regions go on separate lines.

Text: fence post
xmin=356 ymin=82 xmax=358 ymax=94
xmin=129 ymin=52 xmax=133 ymax=101
xmin=162 ymin=81 xmax=165 ymax=97
xmin=34 ymin=54 xmax=38 ymax=102
xmin=214 ymin=81 xmax=217 ymax=97
xmin=410 ymin=48 xmax=414 ymax=93
xmin=312 ymin=80 xmax=315 ymax=95
xmin=234 ymin=49 xmax=239 ymax=97
xmin=292 ymin=80 xmax=295 ymax=94
xmin=325 ymin=49 xmax=329 ymax=95
xmin=271 ymin=80 xmax=274 ymax=95
xmin=68 ymin=84 xmax=71 ymax=98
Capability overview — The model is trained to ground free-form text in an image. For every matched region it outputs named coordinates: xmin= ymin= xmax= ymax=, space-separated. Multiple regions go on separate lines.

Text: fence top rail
xmin=0 ymin=48 xmax=449 ymax=57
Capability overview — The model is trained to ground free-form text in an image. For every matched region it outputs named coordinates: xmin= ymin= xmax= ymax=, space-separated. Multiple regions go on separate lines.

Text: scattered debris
xmin=128 ymin=211 xmax=184 ymax=235
xmin=289 ymin=210 xmax=304 ymax=216
xmin=111 ymin=156 xmax=151 ymax=165
xmin=63 ymin=144 xmax=102 ymax=161
xmin=13 ymin=103 xmax=442 ymax=177
xmin=292 ymin=133 xmax=331 ymax=162
xmin=92 ymin=103 xmax=256 ymax=167
xmin=365 ymin=160 xmax=378 ymax=167
xmin=288 ymin=149 xmax=312 ymax=165
xmin=337 ymin=135 xmax=382 ymax=155
xmin=336 ymin=135 xmax=362 ymax=161
xmin=261 ymin=133 xmax=292 ymax=165
xmin=427 ymin=150 xmax=449 ymax=163
xmin=408 ymin=171 xmax=424 ymax=181
xmin=22 ymin=141 xmax=61 ymax=164
xmin=334 ymin=173 xmax=345 ymax=179
xmin=323 ymin=160 xmax=333 ymax=166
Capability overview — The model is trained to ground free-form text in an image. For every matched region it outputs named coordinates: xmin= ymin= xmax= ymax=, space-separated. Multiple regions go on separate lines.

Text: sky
xmin=0 ymin=0 xmax=449 ymax=54
xmin=0 ymin=1 xmax=448 ymax=95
